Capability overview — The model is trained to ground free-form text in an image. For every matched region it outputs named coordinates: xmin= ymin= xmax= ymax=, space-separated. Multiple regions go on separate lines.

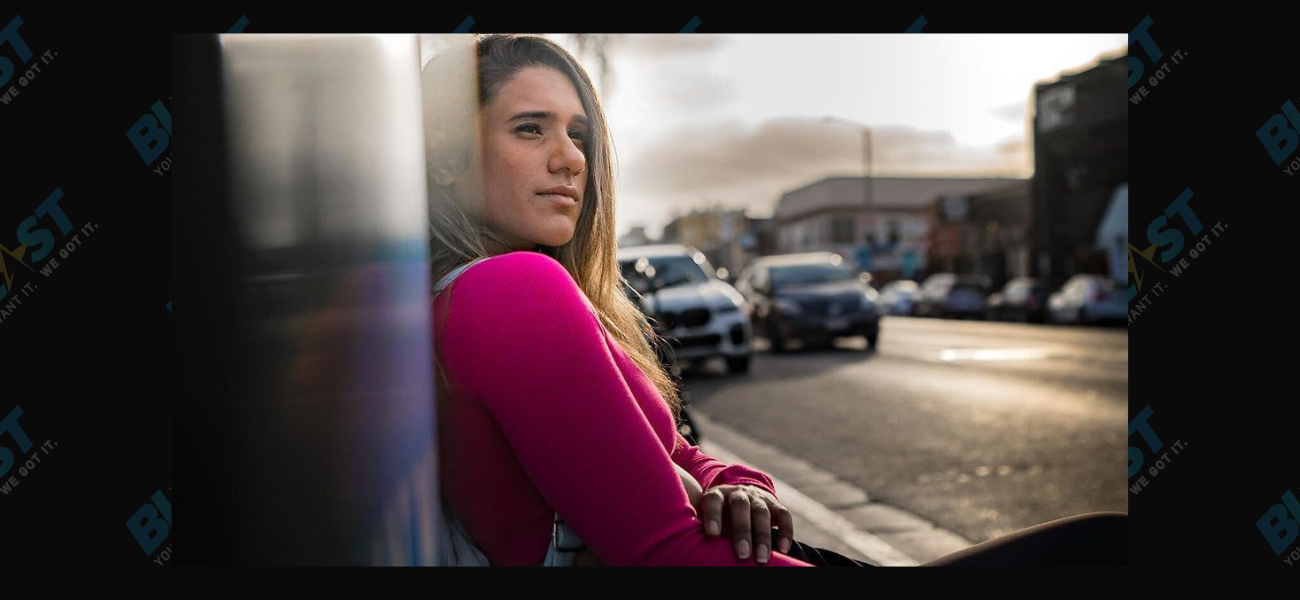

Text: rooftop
xmin=774 ymin=176 xmax=1029 ymax=222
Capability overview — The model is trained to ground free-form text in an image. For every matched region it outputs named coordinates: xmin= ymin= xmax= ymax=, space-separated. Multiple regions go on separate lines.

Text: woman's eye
xmin=516 ymin=124 xmax=543 ymax=135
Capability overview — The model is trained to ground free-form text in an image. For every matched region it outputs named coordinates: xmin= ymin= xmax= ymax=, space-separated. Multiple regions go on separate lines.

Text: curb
xmin=690 ymin=411 xmax=975 ymax=566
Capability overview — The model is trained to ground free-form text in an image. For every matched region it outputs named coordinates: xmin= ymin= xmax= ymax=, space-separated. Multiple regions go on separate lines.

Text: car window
xmin=622 ymin=254 xmax=710 ymax=289
xmin=924 ymin=276 xmax=952 ymax=291
xmin=770 ymin=263 xmax=854 ymax=287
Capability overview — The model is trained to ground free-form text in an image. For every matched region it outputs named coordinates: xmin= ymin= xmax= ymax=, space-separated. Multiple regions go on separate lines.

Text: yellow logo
xmin=1127 ymin=242 xmax=1168 ymax=292
xmin=0 ymin=243 xmax=39 ymax=293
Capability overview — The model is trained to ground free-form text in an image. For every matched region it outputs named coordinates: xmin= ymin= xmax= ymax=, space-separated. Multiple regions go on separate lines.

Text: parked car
xmin=985 ymin=277 xmax=1051 ymax=323
xmin=736 ymin=252 xmax=881 ymax=351
xmin=618 ymin=244 xmax=754 ymax=374
xmin=1046 ymin=274 xmax=1128 ymax=325
xmin=878 ymin=280 xmax=920 ymax=316
xmin=914 ymin=273 xmax=990 ymax=319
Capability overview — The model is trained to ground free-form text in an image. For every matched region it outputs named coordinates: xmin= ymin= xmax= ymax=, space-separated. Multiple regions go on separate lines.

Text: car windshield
xmin=621 ymin=255 xmax=711 ymax=289
xmin=1092 ymin=278 xmax=1121 ymax=292
xmin=770 ymin=263 xmax=854 ymax=287
xmin=924 ymin=275 xmax=954 ymax=290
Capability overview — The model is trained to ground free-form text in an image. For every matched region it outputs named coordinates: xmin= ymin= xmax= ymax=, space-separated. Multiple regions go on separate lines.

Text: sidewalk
xmin=691 ymin=411 xmax=974 ymax=566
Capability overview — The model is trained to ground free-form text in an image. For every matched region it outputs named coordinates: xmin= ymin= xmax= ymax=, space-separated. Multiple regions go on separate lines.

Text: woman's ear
xmin=434 ymin=165 xmax=459 ymax=187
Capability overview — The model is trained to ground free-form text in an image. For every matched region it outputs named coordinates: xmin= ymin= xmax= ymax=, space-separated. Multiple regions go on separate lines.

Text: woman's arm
xmin=440 ymin=252 xmax=811 ymax=566
xmin=671 ymin=431 xmax=779 ymax=496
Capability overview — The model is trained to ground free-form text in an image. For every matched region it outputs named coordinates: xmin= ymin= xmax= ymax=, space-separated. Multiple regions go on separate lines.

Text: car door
xmin=1065 ymin=277 xmax=1088 ymax=319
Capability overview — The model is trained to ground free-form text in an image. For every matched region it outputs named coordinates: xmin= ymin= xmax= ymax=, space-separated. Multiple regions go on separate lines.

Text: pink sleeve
xmin=442 ymin=252 xmax=811 ymax=566
xmin=671 ymin=432 xmax=779 ymax=497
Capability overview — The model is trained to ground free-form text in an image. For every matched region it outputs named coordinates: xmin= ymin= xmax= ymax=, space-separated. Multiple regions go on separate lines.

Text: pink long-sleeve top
xmin=434 ymin=250 xmax=813 ymax=566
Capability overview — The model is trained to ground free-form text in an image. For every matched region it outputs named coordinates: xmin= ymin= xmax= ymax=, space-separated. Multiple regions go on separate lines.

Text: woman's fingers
xmin=772 ymin=502 xmax=794 ymax=555
xmin=701 ymin=488 xmax=725 ymax=536
xmin=699 ymin=485 xmax=794 ymax=563
xmin=751 ymin=500 xmax=773 ymax=564
xmin=729 ymin=493 xmax=752 ymax=560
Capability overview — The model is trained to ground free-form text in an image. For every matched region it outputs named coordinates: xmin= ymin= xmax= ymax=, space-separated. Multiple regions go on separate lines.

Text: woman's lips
xmin=537 ymin=193 xmax=578 ymax=206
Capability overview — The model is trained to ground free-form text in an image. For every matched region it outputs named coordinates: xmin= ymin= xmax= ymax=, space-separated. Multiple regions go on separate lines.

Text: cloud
xmin=622 ymin=118 xmax=1023 ymax=194
xmin=614 ymin=117 xmax=1030 ymax=233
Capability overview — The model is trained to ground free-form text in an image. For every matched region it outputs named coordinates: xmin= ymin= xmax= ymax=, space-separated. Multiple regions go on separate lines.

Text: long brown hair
xmin=422 ymin=34 xmax=683 ymax=423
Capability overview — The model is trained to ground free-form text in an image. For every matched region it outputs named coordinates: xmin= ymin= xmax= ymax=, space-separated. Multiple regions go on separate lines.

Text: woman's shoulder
xmin=476 ymin=250 xmax=566 ymax=271
xmin=458 ymin=251 xmax=571 ymax=288
xmin=438 ymin=252 xmax=600 ymax=355
xmin=447 ymin=251 xmax=588 ymax=314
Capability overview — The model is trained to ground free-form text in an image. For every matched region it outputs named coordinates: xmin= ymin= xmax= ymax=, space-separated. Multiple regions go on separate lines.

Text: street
xmin=679 ymin=315 xmax=1128 ymax=546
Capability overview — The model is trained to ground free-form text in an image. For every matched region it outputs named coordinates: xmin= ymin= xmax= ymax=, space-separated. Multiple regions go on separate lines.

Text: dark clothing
xmin=781 ymin=512 xmax=1127 ymax=567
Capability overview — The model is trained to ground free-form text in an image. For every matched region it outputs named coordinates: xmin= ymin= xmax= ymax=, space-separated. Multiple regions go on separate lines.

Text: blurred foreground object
xmin=174 ymin=33 xmax=452 ymax=565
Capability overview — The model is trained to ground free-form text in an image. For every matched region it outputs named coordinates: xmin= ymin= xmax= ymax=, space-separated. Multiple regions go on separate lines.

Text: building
xmin=772 ymin=176 xmax=1027 ymax=284
xmin=659 ymin=207 xmax=759 ymax=278
xmin=928 ymin=180 xmax=1033 ymax=290
xmin=1030 ymin=51 xmax=1128 ymax=286
xmin=1095 ymin=183 xmax=1128 ymax=283
xmin=618 ymin=225 xmax=653 ymax=248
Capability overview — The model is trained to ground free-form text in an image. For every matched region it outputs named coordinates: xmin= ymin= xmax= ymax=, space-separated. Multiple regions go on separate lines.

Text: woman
xmin=425 ymin=33 xmax=1125 ymax=567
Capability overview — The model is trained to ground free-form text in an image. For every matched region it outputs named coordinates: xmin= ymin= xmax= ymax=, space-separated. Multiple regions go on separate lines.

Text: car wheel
xmin=866 ymin=332 xmax=879 ymax=350
xmin=726 ymin=354 xmax=752 ymax=374
xmin=1079 ymin=307 xmax=1090 ymax=326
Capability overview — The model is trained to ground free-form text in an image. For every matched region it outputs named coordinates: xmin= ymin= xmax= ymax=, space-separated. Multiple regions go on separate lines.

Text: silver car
xmin=1047 ymin=274 xmax=1128 ymax=325
xmin=914 ymin=273 xmax=990 ymax=319
xmin=618 ymin=245 xmax=754 ymax=374
xmin=878 ymin=280 xmax=920 ymax=316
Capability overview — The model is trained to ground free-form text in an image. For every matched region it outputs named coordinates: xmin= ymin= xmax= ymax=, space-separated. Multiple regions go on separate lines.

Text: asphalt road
xmin=678 ymin=315 xmax=1128 ymax=544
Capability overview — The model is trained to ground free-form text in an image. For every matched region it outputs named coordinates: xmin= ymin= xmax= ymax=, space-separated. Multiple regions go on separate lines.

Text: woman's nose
xmin=551 ymin=137 xmax=586 ymax=177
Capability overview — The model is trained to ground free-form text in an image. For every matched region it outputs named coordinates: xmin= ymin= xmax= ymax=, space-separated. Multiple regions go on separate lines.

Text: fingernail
xmin=707 ymin=521 xmax=720 ymax=536
xmin=780 ymin=538 xmax=792 ymax=554
xmin=757 ymin=544 xmax=769 ymax=563
xmin=737 ymin=540 xmax=750 ymax=560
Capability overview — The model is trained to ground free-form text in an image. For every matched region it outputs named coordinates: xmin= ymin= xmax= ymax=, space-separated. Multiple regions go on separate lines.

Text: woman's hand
xmin=676 ymin=463 xmax=704 ymax=507
xmin=698 ymin=484 xmax=794 ymax=564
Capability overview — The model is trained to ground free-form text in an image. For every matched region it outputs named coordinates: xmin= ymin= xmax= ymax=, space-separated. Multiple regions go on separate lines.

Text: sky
xmin=545 ymin=34 xmax=1128 ymax=239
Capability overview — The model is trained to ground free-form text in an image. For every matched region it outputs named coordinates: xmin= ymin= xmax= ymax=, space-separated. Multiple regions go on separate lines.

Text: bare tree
xmin=570 ymin=34 xmax=620 ymax=98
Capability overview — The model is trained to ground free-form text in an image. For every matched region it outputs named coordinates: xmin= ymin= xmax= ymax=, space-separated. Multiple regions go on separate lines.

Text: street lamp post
xmin=861 ymin=127 xmax=873 ymax=244
xmin=823 ymin=116 xmax=873 ymax=259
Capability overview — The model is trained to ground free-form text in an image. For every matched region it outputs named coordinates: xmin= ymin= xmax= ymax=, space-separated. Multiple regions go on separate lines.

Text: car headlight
xmin=774 ymin=297 xmax=802 ymax=315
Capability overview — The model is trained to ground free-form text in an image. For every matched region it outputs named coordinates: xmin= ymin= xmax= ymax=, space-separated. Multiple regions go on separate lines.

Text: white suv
xmin=618 ymin=245 xmax=753 ymax=374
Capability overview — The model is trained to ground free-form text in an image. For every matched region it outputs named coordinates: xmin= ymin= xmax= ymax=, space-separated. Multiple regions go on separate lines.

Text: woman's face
xmin=465 ymin=66 xmax=590 ymax=251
